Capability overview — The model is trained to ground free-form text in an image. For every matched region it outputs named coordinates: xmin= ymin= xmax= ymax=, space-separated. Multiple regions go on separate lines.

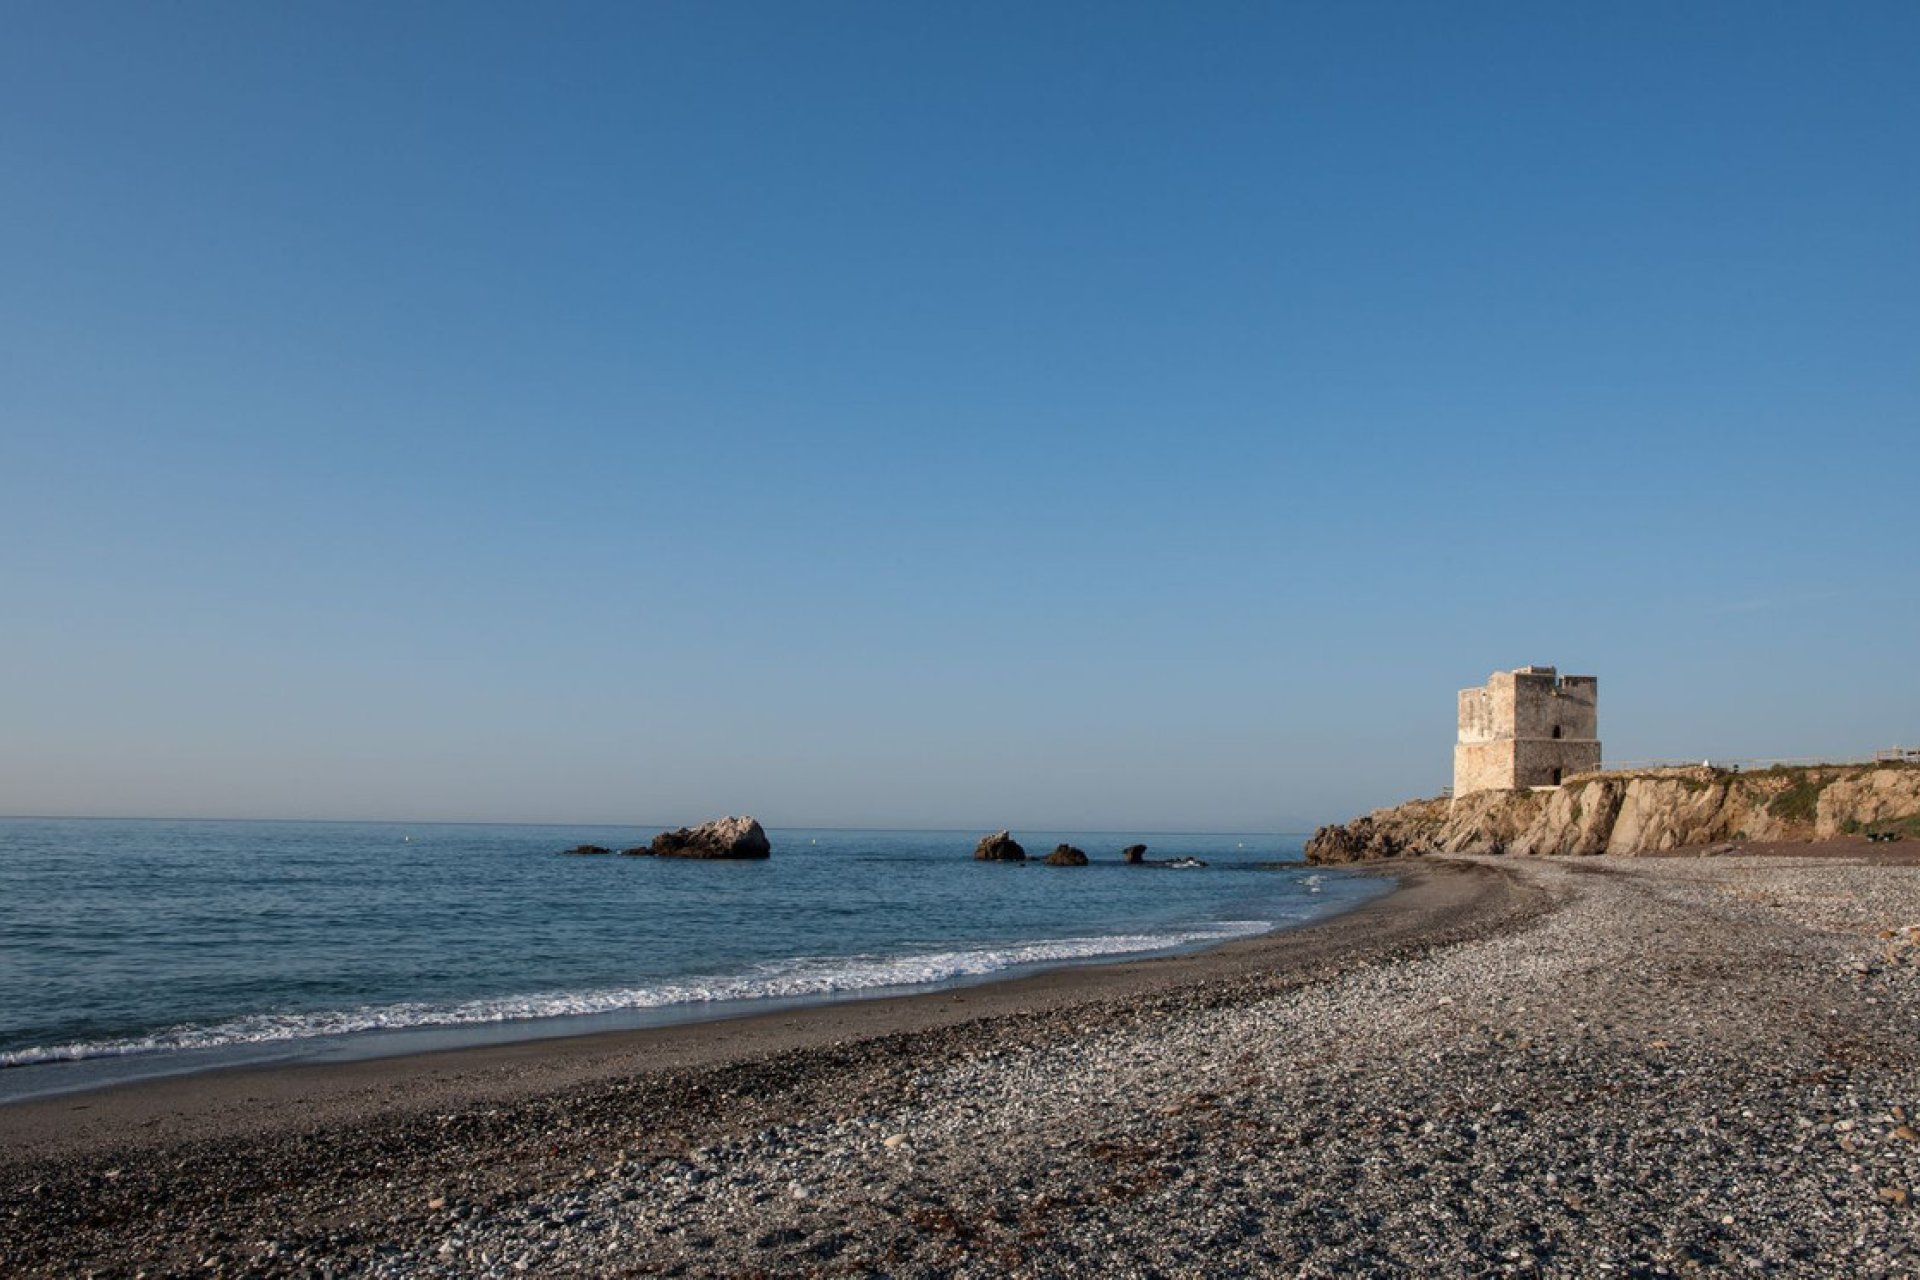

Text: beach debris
xmin=634 ymin=816 xmax=772 ymax=860
xmin=973 ymin=830 xmax=1027 ymax=862
xmin=1044 ymin=844 xmax=1089 ymax=867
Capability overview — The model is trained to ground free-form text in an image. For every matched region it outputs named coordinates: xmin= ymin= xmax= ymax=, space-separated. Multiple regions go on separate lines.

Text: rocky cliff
xmin=1304 ymin=763 xmax=1920 ymax=864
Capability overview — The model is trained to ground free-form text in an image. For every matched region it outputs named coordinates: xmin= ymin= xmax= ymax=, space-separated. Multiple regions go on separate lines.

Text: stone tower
xmin=1453 ymin=666 xmax=1600 ymax=797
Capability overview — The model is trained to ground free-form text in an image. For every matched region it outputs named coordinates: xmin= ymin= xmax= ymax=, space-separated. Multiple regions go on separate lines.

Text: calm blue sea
xmin=0 ymin=819 xmax=1386 ymax=1101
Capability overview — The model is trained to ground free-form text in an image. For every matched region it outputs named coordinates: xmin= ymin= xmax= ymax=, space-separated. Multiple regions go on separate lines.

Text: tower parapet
xmin=1454 ymin=666 xmax=1600 ymax=797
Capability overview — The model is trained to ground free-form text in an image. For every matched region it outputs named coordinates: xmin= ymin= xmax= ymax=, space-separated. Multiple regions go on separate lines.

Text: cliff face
xmin=1304 ymin=763 xmax=1920 ymax=864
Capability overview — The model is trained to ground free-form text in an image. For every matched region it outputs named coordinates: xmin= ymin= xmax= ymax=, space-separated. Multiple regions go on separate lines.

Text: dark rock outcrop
xmin=1044 ymin=844 xmax=1089 ymax=866
xmin=1121 ymin=844 xmax=1148 ymax=864
xmin=1302 ymin=817 xmax=1413 ymax=865
xmin=563 ymin=844 xmax=613 ymax=855
xmin=973 ymin=830 xmax=1027 ymax=862
xmin=641 ymin=816 xmax=772 ymax=860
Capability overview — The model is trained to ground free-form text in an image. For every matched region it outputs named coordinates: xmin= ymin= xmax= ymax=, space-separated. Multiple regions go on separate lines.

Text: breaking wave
xmin=0 ymin=920 xmax=1270 ymax=1067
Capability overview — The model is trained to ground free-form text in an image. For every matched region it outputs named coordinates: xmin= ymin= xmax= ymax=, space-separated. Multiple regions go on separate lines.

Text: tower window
xmin=1551 ymin=725 xmax=1562 ymax=739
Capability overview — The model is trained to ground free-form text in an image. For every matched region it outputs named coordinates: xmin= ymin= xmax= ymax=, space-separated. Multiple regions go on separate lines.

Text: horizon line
xmin=0 ymin=812 xmax=1321 ymax=837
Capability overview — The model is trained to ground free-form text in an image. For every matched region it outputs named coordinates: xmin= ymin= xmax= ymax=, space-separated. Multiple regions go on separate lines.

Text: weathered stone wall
xmin=1512 ymin=738 xmax=1604 ymax=789
xmin=1456 ymin=683 xmax=1505 ymax=745
xmin=1511 ymin=671 xmax=1597 ymax=742
xmin=1452 ymin=739 xmax=1516 ymax=798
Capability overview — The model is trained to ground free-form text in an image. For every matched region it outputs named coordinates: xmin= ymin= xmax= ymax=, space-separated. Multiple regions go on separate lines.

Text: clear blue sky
xmin=3 ymin=2 xmax=1916 ymax=830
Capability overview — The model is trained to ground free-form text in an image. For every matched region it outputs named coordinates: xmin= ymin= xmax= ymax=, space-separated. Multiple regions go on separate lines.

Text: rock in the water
xmin=647 ymin=816 xmax=772 ymax=860
xmin=619 ymin=846 xmax=653 ymax=857
xmin=1045 ymin=844 xmax=1089 ymax=866
xmin=973 ymin=830 xmax=1027 ymax=862
xmin=1121 ymin=844 xmax=1148 ymax=864
xmin=563 ymin=844 xmax=613 ymax=856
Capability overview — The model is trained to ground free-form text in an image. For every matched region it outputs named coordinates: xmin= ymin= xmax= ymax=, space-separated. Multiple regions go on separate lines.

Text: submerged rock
xmin=644 ymin=816 xmax=772 ymax=860
xmin=1121 ymin=844 xmax=1148 ymax=864
xmin=1045 ymin=844 xmax=1089 ymax=867
xmin=973 ymin=830 xmax=1027 ymax=862
xmin=563 ymin=844 xmax=613 ymax=856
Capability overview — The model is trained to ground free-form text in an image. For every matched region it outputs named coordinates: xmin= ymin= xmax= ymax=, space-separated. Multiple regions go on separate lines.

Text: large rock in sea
xmin=973 ymin=830 xmax=1027 ymax=862
xmin=640 ymin=816 xmax=772 ymax=860
xmin=1121 ymin=844 xmax=1148 ymax=864
xmin=1045 ymin=844 xmax=1089 ymax=866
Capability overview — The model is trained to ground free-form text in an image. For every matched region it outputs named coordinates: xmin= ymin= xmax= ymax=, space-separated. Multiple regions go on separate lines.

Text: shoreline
xmin=0 ymin=864 xmax=1382 ymax=1110
xmin=0 ymin=822 xmax=1331 ymax=1106
xmin=11 ymin=852 xmax=1914 ymax=1276
xmin=0 ymin=859 xmax=1558 ymax=1276
xmin=0 ymin=862 xmax=1496 ymax=1163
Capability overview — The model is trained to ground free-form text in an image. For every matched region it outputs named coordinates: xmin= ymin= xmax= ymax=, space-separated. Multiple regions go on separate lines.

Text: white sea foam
xmin=0 ymin=921 xmax=1272 ymax=1067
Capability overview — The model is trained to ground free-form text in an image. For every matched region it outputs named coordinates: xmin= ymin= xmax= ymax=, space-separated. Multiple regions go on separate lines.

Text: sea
xmin=0 ymin=819 xmax=1388 ymax=1103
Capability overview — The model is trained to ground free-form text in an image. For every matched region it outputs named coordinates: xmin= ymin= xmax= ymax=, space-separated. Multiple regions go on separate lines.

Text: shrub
xmin=1767 ymin=776 xmax=1824 ymax=823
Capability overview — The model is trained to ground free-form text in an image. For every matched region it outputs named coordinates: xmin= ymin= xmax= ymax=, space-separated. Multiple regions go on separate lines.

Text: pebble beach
xmin=4 ymin=851 xmax=1917 ymax=1277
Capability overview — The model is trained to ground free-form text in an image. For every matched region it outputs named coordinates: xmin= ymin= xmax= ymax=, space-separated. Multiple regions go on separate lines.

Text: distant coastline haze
xmin=2 ymin=3 xmax=1916 ymax=828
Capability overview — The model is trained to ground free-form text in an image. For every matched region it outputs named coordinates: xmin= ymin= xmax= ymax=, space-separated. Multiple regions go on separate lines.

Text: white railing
xmin=1593 ymin=751 xmax=1916 ymax=773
